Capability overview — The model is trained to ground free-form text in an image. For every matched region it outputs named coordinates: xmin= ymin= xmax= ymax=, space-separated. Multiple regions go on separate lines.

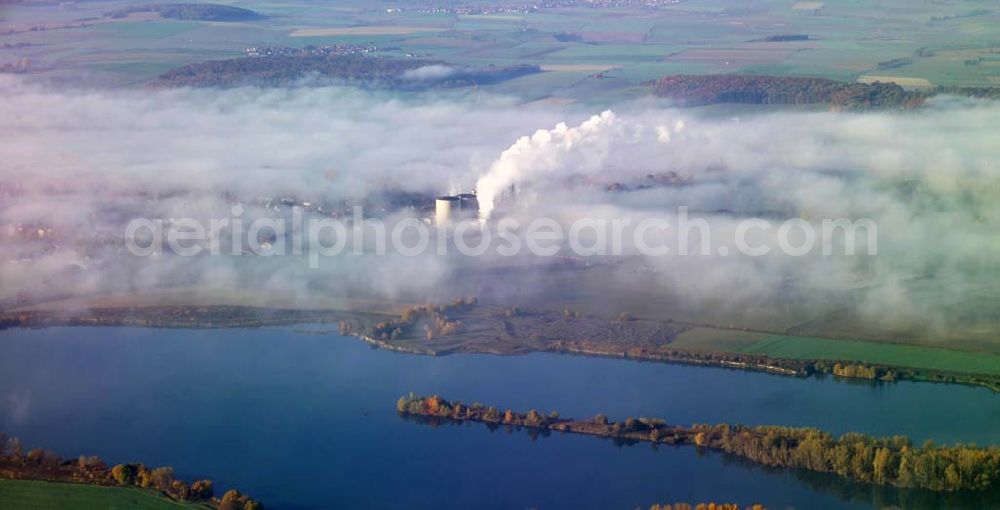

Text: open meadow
xmin=0 ymin=480 xmax=205 ymax=510
xmin=2 ymin=0 xmax=997 ymax=93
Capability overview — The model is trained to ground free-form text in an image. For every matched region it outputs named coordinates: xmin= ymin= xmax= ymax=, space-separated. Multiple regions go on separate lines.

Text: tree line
xmin=650 ymin=504 xmax=765 ymax=510
xmin=104 ymin=4 xmax=264 ymax=21
xmin=544 ymin=339 xmax=1000 ymax=393
xmin=651 ymin=74 xmax=1000 ymax=112
xmin=706 ymin=424 xmax=1000 ymax=492
xmin=0 ymin=433 xmax=263 ymax=509
xmin=371 ymin=297 xmax=478 ymax=341
xmin=149 ymin=54 xmax=540 ymax=90
xmin=396 ymin=394 xmax=1000 ymax=492
xmin=650 ymin=74 xmax=923 ymax=111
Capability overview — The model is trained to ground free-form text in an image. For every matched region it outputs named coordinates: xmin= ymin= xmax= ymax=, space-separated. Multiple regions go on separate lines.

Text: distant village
xmin=243 ymin=44 xmax=385 ymax=59
xmin=400 ymin=0 xmax=683 ymax=16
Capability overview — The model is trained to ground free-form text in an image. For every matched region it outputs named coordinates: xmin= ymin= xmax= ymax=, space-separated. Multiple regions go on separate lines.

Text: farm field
xmin=0 ymin=480 xmax=203 ymax=510
xmin=88 ymin=21 xmax=201 ymax=40
xmin=289 ymin=26 xmax=445 ymax=37
xmin=669 ymin=327 xmax=772 ymax=352
xmin=4 ymin=1 xmax=1000 ymax=509
xmin=2 ymin=0 xmax=997 ymax=94
xmin=857 ymin=75 xmax=934 ymax=89
xmin=738 ymin=335 xmax=1000 ymax=376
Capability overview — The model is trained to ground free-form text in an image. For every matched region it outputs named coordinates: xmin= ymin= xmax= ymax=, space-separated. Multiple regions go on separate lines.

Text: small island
xmin=397 ymin=394 xmax=1000 ymax=492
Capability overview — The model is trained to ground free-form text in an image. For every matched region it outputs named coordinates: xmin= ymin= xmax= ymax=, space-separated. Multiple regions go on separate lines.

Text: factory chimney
xmin=436 ymin=192 xmax=481 ymax=226
xmin=435 ymin=196 xmax=461 ymax=226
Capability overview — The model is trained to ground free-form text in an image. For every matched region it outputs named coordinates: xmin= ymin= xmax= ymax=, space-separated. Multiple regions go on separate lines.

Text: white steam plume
xmin=476 ymin=110 xmax=620 ymax=218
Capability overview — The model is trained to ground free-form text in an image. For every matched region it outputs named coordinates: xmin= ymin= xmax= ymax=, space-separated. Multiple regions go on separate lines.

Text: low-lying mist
xmin=1 ymin=75 xmax=999 ymax=345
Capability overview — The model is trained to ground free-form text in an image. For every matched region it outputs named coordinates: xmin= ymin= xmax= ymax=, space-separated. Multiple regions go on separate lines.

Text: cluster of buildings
xmin=244 ymin=44 xmax=380 ymax=58
xmin=404 ymin=0 xmax=682 ymax=15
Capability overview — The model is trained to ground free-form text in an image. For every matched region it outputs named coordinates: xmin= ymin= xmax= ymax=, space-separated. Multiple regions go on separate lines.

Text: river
xmin=0 ymin=326 xmax=998 ymax=509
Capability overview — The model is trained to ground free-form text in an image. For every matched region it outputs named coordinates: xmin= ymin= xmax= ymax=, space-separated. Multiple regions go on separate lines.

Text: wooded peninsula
xmin=397 ymin=394 xmax=1000 ymax=493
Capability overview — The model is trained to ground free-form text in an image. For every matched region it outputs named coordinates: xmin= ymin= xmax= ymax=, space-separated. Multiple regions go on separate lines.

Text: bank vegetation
xmin=0 ymin=433 xmax=263 ymax=510
xmin=397 ymin=394 xmax=1000 ymax=492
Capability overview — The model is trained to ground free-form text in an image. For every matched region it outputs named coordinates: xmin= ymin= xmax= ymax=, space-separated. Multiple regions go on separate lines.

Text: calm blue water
xmin=0 ymin=326 xmax=998 ymax=509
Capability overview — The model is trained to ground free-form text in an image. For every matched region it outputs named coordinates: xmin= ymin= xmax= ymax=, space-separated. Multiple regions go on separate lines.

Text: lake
xmin=0 ymin=326 xmax=998 ymax=509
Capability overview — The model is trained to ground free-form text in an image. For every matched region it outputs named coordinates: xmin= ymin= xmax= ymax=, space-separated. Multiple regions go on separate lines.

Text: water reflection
xmin=0 ymin=326 xmax=997 ymax=510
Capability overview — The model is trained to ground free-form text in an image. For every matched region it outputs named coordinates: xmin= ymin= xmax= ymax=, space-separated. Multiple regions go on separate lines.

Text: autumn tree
xmin=526 ymin=409 xmax=543 ymax=426
xmin=112 ymin=464 xmax=139 ymax=485
xmin=150 ymin=466 xmax=175 ymax=492
xmin=220 ymin=489 xmax=245 ymax=510
xmin=190 ymin=479 xmax=214 ymax=500
xmin=77 ymin=455 xmax=104 ymax=469
xmin=26 ymin=448 xmax=59 ymax=467
xmin=220 ymin=489 xmax=264 ymax=510
xmin=170 ymin=479 xmax=191 ymax=500
xmin=137 ymin=465 xmax=153 ymax=488
xmin=945 ymin=464 xmax=962 ymax=488
xmin=503 ymin=409 xmax=515 ymax=424
xmin=483 ymin=407 xmax=500 ymax=422
xmin=426 ymin=395 xmax=444 ymax=415
xmin=872 ymin=447 xmax=892 ymax=484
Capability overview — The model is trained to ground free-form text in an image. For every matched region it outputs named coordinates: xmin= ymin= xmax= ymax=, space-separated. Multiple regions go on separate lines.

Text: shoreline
xmin=0 ymin=434 xmax=263 ymax=509
xmin=2 ymin=304 xmax=998 ymax=393
xmin=353 ymin=326 xmax=1000 ymax=393
xmin=396 ymin=394 xmax=1000 ymax=493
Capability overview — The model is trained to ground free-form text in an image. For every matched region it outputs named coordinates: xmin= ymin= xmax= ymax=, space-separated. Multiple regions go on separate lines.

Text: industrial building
xmin=457 ymin=193 xmax=479 ymax=215
xmin=435 ymin=192 xmax=480 ymax=225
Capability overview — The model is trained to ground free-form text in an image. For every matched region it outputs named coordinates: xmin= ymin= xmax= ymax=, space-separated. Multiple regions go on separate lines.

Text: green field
xmin=0 ymin=480 xmax=203 ymax=510
xmin=90 ymin=22 xmax=201 ymax=39
xmin=739 ymin=335 xmax=1000 ymax=376
xmin=671 ymin=325 xmax=1000 ymax=377
xmin=7 ymin=0 xmax=999 ymax=93
xmin=670 ymin=327 xmax=772 ymax=352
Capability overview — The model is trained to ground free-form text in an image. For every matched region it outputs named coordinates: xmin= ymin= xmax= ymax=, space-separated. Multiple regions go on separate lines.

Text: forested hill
xmin=149 ymin=55 xmax=541 ymax=89
xmin=651 ymin=74 xmax=924 ymax=111
xmin=104 ymin=3 xmax=264 ymax=22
